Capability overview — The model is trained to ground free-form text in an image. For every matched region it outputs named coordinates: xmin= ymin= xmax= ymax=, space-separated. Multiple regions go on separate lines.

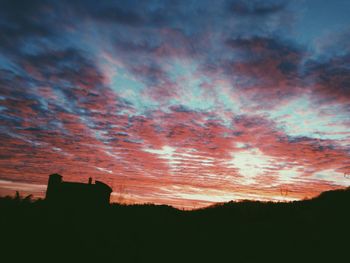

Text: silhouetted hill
xmin=1 ymin=188 xmax=349 ymax=263
xmin=315 ymin=186 xmax=350 ymax=204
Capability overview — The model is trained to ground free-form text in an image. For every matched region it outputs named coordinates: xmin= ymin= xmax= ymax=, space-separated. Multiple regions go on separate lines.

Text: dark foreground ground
xmin=1 ymin=188 xmax=350 ymax=263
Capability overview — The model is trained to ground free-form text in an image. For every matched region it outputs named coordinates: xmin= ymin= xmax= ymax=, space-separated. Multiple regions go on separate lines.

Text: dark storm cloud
xmin=0 ymin=0 xmax=297 ymax=94
xmin=86 ymin=4 xmax=144 ymax=26
xmin=305 ymin=54 xmax=350 ymax=104
xmin=302 ymin=29 xmax=350 ymax=105
xmin=22 ymin=48 xmax=105 ymax=89
xmin=226 ymin=36 xmax=304 ymax=80
xmin=58 ymin=0 xmax=145 ymax=26
xmin=0 ymin=0 xmax=54 ymax=54
xmin=226 ymin=36 xmax=301 ymax=58
xmin=196 ymin=35 xmax=306 ymax=106
xmin=59 ymin=0 xmax=209 ymax=29
xmin=0 ymin=0 xmax=345 ymax=116
xmin=228 ymin=0 xmax=288 ymax=16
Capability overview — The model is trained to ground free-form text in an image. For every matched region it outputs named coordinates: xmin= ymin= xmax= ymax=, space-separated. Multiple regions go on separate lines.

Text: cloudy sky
xmin=1 ymin=0 xmax=350 ymax=208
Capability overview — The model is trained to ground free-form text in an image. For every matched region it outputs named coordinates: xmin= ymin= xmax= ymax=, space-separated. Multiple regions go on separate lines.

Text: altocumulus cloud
xmin=0 ymin=0 xmax=350 ymax=208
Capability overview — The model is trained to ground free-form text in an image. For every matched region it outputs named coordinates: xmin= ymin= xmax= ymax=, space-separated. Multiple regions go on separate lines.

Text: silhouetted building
xmin=45 ymin=173 xmax=112 ymax=207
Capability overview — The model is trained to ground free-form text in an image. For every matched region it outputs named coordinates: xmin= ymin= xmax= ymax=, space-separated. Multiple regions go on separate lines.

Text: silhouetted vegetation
xmin=1 ymin=188 xmax=350 ymax=262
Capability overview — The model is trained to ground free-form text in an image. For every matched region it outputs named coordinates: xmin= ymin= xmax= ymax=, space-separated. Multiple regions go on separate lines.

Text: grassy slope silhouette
xmin=1 ymin=188 xmax=349 ymax=263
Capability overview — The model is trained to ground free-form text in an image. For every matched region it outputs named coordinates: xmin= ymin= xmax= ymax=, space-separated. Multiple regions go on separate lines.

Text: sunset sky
xmin=1 ymin=0 xmax=350 ymax=208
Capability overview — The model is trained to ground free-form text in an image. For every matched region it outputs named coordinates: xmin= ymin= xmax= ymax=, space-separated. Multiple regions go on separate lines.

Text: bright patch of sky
xmin=144 ymin=145 xmax=176 ymax=156
xmin=227 ymin=148 xmax=276 ymax=185
xmin=268 ymin=97 xmax=350 ymax=140
xmin=217 ymin=88 xmax=243 ymax=115
xmin=168 ymin=59 xmax=216 ymax=111
xmin=278 ymin=165 xmax=303 ymax=184
xmin=174 ymin=188 xmax=246 ymax=203
xmin=167 ymin=184 xmax=298 ymax=203
xmin=111 ymin=67 xmax=156 ymax=111
xmin=172 ymin=150 xmax=216 ymax=167
xmin=113 ymin=57 xmax=241 ymax=114
xmin=0 ymin=179 xmax=46 ymax=192
xmin=312 ymin=169 xmax=350 ymax=187
xmin=143 ymin=145 xmax=177 ymax=170
xmin=95 ymin=167 xmax=113 ymax=174
xmin=164 ymin=184 xmax=252 ymax=203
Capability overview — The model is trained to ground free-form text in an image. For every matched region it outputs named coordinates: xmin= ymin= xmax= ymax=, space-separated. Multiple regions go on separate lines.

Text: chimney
xmin=88 ymin=177 xmax=92 ymax=184
xmin=46 ymin=173 xmax=63 ymax=201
